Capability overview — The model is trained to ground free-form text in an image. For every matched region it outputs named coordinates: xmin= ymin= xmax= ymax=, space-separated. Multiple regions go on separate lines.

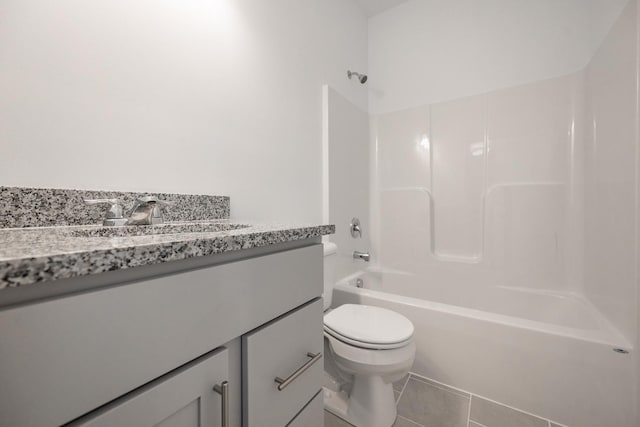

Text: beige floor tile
xmin=324 ymin=410 xmax=353 ymax=427
xmin=397 ymin=378 xmax=469 ymax=427
xmin=470 ymin=396 xmax=548 ymax=427
xmin=393 ymin=415 xmax=424 ymax=426
xmin=409 ymin=375 xmax=470 ymax=398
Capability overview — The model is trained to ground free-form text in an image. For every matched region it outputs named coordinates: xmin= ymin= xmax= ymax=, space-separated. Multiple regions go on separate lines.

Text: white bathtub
xmin=332 ymin=270 xmax=635 ymax=427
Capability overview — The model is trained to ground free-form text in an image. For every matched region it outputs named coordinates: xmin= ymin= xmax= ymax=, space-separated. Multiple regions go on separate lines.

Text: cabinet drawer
xmin=242 ymin=299 xmax=323 ymax=427
xmin=69 ymin=347 xmax=230 ymax=427
xmin=287 ymin=391 xmax=323 ymax=427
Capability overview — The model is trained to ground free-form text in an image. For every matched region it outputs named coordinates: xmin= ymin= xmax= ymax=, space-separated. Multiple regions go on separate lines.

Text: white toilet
xmin=322 ymin=242 xmax=416 ymax=427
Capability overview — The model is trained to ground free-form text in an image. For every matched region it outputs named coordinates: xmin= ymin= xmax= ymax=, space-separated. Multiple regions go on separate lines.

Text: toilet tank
xmin=322 ymin=242 xmax=338 ymax=310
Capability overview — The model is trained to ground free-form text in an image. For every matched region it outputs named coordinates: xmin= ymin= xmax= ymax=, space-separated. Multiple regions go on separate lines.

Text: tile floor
xmin=324 ymin=373 xmax=568 ymax=427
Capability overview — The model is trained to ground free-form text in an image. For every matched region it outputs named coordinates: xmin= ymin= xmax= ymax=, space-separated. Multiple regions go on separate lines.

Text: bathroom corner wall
xmin=368 ymin=0 xmax=629 ymax=115
xmin=583 ymin=0 xmax=639 ymax=344
xmin=323 ymin=86 xmax=371 ymax=280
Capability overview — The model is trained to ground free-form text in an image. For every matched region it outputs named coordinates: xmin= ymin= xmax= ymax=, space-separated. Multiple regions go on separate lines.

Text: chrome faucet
xmin=353 ymin=251 xmax=370 ymax=262
xmin=127 ymin=196 xmax=173 ymax=225
xmin=85 ymin=196 xmax=173 ymax=226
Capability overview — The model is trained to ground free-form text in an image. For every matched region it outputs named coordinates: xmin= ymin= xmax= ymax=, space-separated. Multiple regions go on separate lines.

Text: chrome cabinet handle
xmin=213 ymin=381 xmax=229 ymax=427
xmin=274 ymin=352 xmax=322 ymax=391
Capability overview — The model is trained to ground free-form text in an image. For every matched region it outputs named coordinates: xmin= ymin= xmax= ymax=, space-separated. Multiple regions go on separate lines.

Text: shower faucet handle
xmin=350 ymin=217 xmax=362 ymax=238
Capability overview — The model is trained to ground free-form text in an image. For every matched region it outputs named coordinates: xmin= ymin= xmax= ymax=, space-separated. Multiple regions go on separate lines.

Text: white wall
xmin=368 ymin=0 xmax=629 ymax=114
xmin=323 ymin=86 xmax=370 ymax=280
xmin=0 ymin=0 xmax=368 ymax=222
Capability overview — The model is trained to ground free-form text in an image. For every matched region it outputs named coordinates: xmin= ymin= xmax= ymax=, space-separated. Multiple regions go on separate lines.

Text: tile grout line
xmin=396 ymin=375 xmax=410 ymax=404
xmin=468 ymin=390 xmax=553 ymax=424
xmin=409 ymin=372 xmax=471 ymax=398
xmin=407 ymin=372 xmax=563 ymax=426
xmin=467 ymin=394 xmax=473 ymax=427
xmin=397 ymin=415 xmax=425 ymax=427
xmin=396 ymin=376 xmax=428 ymax=427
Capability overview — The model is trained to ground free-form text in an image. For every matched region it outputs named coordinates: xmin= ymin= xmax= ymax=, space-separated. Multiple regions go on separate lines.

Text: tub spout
xmin=353 ymin=251 xmax=370 ymax=262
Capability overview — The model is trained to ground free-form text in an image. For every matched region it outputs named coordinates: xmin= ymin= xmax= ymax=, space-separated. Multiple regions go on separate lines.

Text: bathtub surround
xmin=583 ymin=0 xmax=639 ymax=353
xmin=372 ymin=73 xmax=582 ymax=291
xmin=361 ymin=1 xmax=640 ymax=426
xmin=0 ymin=186 xmax=230 ymax=228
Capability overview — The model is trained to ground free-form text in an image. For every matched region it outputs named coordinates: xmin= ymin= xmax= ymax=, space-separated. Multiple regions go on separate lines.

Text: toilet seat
xmin=323 ymin=304 xmax=414 ymax=350
xmin=324 ymin=326 xmax=412 ymax=350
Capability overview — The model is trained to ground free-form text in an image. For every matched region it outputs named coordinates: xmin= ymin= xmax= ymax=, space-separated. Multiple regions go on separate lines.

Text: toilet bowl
xmin=322 ymin=243 xmax=416 ymax=427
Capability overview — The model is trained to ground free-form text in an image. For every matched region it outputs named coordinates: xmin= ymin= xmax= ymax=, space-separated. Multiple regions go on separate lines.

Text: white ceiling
xmin=353 ymin=0 xmax=409 ymax=17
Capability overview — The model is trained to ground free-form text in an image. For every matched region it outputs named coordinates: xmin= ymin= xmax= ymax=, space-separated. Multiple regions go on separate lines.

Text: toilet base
xmin=323 ymin=375 xmax=397 ymax=427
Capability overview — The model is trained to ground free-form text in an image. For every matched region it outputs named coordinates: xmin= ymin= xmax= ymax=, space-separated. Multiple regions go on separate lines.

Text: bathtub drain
xmin=613 ymin=348 xmax=629 ymax=354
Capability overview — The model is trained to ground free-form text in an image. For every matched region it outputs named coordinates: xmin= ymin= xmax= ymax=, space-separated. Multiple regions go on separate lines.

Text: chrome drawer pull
xmin=274 ymin=352 xmax=322 ymax=391
xmin=213 ymin=381 xmax=229 ymax=427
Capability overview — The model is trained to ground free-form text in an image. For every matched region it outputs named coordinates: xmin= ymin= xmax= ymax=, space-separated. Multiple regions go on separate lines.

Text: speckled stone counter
xmin=0 ymin=187 xmax=230 ymax=227
xmin=0 ymin=187 xmax=334 ymax=290
xmin=0 ymin=221 xmax=334 ymax=289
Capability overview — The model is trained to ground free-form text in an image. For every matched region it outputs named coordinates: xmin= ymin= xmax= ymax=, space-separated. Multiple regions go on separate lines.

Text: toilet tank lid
xmin=323 ymin=242 xmax=337 ymax=256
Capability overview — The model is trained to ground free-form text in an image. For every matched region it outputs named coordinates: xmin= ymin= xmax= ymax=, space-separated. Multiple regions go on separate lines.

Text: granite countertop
xmin=0 ymin=221 xmax=335 ymax=289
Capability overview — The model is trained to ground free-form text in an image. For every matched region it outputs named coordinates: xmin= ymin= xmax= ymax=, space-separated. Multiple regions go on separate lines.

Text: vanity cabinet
xmin=0 ymin=242 xmax=323 ymax=427
xmin=69 ymin=347 xmax=231 ymax=427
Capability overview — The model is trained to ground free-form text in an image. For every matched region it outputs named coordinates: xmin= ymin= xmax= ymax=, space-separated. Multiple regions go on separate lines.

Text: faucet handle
xmin=350 ymin=217 xmax=362 ymax=238
xmin=128 ymin=196 xmax=174 ymax=225
xmin=84 ymin=198 xmax=124 ymax=219
xmin=135 ymin=196 xmax=174 ymax=207
xmin=84 ymin=198 xmax=127 ymax=226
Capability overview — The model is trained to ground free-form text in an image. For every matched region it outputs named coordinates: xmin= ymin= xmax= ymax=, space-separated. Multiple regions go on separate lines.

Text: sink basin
xmin=68 ymin=222 xmax=250 ymax=238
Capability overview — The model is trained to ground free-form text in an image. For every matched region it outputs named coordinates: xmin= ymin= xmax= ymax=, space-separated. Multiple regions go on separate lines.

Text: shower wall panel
xmin=373 ymin=73 xmax=581 ymax=292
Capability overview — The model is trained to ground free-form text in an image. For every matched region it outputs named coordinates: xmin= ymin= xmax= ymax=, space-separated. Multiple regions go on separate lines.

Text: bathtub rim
xmin=335 ymin=271 xmax=632 ymax=350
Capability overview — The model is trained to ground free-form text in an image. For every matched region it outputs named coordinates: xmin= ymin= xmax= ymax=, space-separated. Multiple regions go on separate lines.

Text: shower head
xmin=347 ymin=70 xmax=368 ymax=84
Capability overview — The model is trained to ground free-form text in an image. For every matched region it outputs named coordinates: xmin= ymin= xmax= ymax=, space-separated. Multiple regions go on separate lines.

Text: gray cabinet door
xmin=242 ymin=299 xmax=324 ymax=427
xmin=69 ymin=347 xmax=230 ymax=427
